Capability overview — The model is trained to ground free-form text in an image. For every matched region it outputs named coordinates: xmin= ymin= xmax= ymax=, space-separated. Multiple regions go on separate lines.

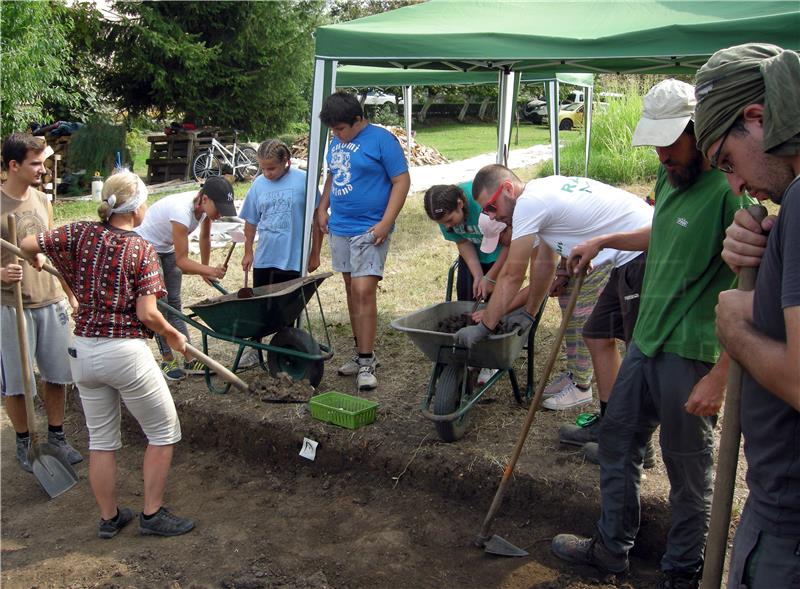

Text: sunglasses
xmin=482 ymin=181 xmax=507 ymax=214
xmin=709 ymin=126 xmax=734 ymax=174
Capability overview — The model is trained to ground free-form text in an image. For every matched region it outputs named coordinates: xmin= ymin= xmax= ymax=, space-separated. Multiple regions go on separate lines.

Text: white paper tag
xmin=299 ymin=437 xmax=318 ymax=461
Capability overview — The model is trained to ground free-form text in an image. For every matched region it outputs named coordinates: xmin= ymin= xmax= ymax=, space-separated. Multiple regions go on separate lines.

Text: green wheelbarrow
xmin=391 ymin=300 xmax=542 ymax=443
xmin=157 ymin=272 xmax=334 ymax=394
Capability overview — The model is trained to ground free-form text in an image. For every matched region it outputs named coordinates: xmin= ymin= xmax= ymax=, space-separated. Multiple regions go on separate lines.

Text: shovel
xmin=475 ymin=271 xmax=586 ymax=556
xmin=6 ymin=217 xmax=78 ymax=499
xmin=238 ymin=269 xmax=254 ymax=298
xmin=700 ymin=204 xmax=767 ymax=589
xmin=1 ymin=237 xmax=256 ymax=397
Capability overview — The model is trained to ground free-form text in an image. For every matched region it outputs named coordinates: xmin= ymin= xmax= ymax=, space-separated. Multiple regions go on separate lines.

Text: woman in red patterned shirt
xmin=21 ymin=171 xmax=195 ymax=539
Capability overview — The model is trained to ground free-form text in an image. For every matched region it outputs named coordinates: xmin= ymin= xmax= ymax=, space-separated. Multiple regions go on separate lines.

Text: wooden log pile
xmin=289 ymin=125 xmax=448 ymax=167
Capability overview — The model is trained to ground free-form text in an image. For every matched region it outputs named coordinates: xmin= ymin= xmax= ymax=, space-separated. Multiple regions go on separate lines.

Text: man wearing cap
xmin=1 ymin=132 xmax=83 ymax=472
xmin=135 ymin=176 xmax=234 ymax=380
xmin=455 ymin=168 xmax=652 ymax=413
xmin=551 ymin=79 xmax=750 ymax=588
xmin=694 ymin=43 xmax=800 ymax=588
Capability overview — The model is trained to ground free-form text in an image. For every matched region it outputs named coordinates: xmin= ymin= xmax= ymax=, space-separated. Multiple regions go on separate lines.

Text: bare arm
xmin=568 ymin=225 xmax=651 ymax=275
xmin=242 ymin=221 xmax=257 ymax=272
xmin=525 ymin=242 xmax=559 ymax=316
xmin=47 ymin=203 xmax=77 ymax=309
xmin=371 ymin=171 xmax=410 ymax=245
xmin=308 ymin=210 xmax=323 ymax=273
xmin=481 ymin=234 xmax=537 ymax=330
xmin=684 ymin=352 xmax=729 ymax=416
xmin=171 ymin=221 xmax=225 ymax=280
xmin=199 ymin=217 xmax=211 ymax=266
xmin=317 ymin=176 xmax=332 ymax=234
xmin=136 ymin=294 xmax=186 ymax=355
xmin=716 ymin=291 xmax=800 ymax=410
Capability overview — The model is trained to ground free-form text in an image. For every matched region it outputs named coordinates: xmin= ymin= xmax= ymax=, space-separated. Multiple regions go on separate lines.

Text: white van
xmin=564 ymin=90 xmax=624 ymax=105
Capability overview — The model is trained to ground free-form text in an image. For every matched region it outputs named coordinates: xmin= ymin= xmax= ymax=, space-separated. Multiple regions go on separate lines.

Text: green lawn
xmin=413 ymin=120 xmax=560 ymax=160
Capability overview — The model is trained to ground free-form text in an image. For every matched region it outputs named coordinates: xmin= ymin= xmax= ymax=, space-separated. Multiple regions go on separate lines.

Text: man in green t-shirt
xmin=551 ymin=79 xmax=752 ymax=589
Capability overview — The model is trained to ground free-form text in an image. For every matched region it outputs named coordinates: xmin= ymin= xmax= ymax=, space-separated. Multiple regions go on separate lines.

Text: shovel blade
xmin=484 ymin=534 xmax=529 ymax=557
xmin=30 ymin=443 xmax=79 ymax=499
xmin=237 ymin=288 xmax=254 ymax=299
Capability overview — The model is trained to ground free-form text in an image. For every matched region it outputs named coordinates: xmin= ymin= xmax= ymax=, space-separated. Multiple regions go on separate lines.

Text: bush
xmin=67 ymin=116 xmax=128 ymax=188
xmin=369 ymin=104 xmax=401 ymax=127
xmin=538 ymin=89 xmax=659 ymax=185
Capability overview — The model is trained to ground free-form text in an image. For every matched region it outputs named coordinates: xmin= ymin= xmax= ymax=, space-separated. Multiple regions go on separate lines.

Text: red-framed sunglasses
xmin=482 ymin=181 xmax=508 ymax=214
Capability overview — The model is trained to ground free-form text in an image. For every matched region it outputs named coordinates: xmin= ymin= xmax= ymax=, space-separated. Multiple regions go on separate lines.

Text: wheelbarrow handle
xmin=184 ymin=344 xmax=252 ymax=394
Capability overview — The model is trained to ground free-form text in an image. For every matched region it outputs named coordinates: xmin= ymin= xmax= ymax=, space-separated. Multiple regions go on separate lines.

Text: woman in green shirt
xmin=423 ymin=182 xmax=506 ymax=301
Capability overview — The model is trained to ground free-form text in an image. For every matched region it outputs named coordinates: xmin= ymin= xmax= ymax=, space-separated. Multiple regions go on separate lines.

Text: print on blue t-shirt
xmin=326 ymin=124 xmax=408 ymax=237
xmin=239 ymin=167 xmax=318 ymax=272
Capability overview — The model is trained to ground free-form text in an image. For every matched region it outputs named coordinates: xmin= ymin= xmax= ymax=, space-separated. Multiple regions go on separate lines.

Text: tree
xmin=0 ymin=1 xmax=77 ymax=136
xmin=100 ymin=1 xmax=325 ymax=138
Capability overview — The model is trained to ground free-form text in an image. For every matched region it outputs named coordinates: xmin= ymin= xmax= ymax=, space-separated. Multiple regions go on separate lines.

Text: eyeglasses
xmin=482 ymin=182 xmax=507 ymax=214
xmin=709 ymin=126 xmax=734 ymax=174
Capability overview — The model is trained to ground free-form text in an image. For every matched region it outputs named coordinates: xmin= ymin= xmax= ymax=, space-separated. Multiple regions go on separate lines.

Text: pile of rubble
xmin=290 ymin=125 xmax=449 ymax=167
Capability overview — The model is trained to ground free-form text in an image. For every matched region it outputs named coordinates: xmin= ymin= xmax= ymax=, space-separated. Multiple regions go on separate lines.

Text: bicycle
xmin=192 ymin=130 xmax=259 ymax=182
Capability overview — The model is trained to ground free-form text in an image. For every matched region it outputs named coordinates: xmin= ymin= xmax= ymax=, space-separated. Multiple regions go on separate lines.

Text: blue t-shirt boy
xmin=326 ymin=124 xmax=408 ymax=237
xmin=239 ymin=167 xmax=319 ymax=272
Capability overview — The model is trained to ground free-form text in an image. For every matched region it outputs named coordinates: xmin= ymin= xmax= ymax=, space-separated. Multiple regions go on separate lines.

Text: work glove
xmin=504 ymin=308 xmax=535 ymax=332
xmin=454 ymin=321 xmax=492 ymax=349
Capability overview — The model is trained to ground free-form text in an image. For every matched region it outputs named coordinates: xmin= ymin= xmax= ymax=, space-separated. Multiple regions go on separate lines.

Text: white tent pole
xmin=403 ymin=85 xmax=413 ymax=161
xmin=548 ymin=80 xmax=560 ymax=175
xmin=496 ymin=70 xmax=516 ymax=165
xmin=302 ymin=58 xmax=335 ymax=276
xmin=584 ymin=85 xmax=593 ymax=177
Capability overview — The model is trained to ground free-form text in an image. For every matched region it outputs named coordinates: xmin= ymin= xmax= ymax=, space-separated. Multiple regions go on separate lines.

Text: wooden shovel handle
xmin=184 ymin=343 xmax=251 ymax=394
xmin=5 ymin=220 xmax=39 ymax=441
xmin=222 ymin=242 xmax=236 ymax=267
xmin=1 ymin=238 xmax=60 ymax=278
xmin=701 ymin=203 xmax=768 ymax=589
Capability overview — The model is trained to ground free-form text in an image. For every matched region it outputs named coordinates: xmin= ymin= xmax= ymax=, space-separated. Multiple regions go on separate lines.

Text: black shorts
xmin=253 ymin=267 xmax=301 ymax=288
xmin=582 ymin=253 xmax=646 ymax=343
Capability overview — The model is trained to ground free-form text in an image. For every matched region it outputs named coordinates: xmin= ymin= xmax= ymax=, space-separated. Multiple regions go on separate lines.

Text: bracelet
xmin=481 ymin=276 xmax=496 ymax=285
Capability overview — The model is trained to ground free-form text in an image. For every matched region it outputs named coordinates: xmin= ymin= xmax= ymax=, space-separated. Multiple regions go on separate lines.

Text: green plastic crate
xmin=309 ymin=391 xmax=378 ymax=430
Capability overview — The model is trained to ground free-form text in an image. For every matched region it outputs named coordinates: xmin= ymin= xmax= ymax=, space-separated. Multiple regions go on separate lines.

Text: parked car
xmin=522 ymin=99 xmax=548 ymax=124
xmin=558 ymin=101 xmax=610 ymax=130
xmin=363 ymin=90 xmax=398 ymax=106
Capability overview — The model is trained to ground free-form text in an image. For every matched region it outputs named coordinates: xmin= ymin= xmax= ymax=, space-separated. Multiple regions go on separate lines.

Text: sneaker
xmin=161 ymin=359 xmax=186 ymax=382
xmin=183 ymin=359 xmax=215 ymax=375
xmin=544 ymin=371 xmax=574 ymax=398
xmin=356 ymin=356 xmax=378 ymax=390
xmin=659 ymin=570 xmax=699 ymax=589
xmin=339 ymin=352 xmax=380 ymax=376
xmin=542 ymin=383 xmax=592 ymax=411
xmin=238 ymin=347 xmax=261 ymax=369
xmin=551 ymin=533 xmax=629 ymax=574
xmin=582 ymin=439 xmax=657 ymax=470
xmin=16 ymin=436 xmax=32 ymax=473
xmin=139 ymin=506 xmax=195 ymax=537
xmin=98 ymin=507 xmax=134 ymax=539
xmin=559 ymin=417 xmax=601 ymax=446
xmin=476 ymin=368 xmax=499 ymax=386
xmin=47 ymin=430 xmax=83 ymax=464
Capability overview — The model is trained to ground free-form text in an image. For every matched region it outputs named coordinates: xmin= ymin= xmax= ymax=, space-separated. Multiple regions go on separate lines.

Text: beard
xmin=665 ymin=148 xmax=704 ymax=191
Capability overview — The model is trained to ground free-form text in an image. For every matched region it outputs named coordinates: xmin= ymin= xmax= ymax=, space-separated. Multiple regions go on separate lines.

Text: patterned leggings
xmin=556 ymin=263 xmax=612 ymax=387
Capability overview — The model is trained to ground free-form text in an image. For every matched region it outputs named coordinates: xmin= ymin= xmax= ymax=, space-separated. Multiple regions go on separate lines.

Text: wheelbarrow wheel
xmin=267 ymin=327 xmax=324 ymax=388
xmin=434 ymin=365 xmax=471 ymax=442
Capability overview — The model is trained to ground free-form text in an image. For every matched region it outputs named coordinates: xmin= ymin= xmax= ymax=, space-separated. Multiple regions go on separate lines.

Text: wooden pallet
xmin=146 ymin=132 xmax=237 ymax=183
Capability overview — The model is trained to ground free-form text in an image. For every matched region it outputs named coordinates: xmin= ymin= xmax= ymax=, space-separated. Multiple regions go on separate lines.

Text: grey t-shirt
xmin=741 ymin=175 xmax=800 ymax=535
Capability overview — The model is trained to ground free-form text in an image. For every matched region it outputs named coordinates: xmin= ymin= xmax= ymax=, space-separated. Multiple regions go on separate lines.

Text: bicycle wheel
xmin=193 ymin=152 xmax=222 ymax=182
xmin=235 ymin=147 xmax=259 ymax=180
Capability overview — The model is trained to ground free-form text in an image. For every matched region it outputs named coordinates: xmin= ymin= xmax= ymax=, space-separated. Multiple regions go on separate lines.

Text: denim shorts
xmin=329 ymin=230 xmax=392 ymax=278
xmin=1 ymin=301 xmax=72 ymax=396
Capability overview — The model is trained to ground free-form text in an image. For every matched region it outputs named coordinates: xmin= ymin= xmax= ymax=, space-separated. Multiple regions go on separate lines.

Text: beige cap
xmin=632 ymin=79 xmax=696 ymax=147
xmin=479 ymin=213 xmax=507 ymax=254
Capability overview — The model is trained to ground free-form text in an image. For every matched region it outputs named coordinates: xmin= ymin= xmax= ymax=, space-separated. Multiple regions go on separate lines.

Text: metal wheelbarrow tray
xmin=391 ymin=301 xmax=538 ymax=443
xmin=158 ymin=273 xmax=334 ymax=393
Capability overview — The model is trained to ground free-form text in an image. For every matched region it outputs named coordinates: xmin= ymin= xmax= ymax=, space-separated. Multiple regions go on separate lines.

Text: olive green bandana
xmin=695 ymin=43 xmax=800 ymax=157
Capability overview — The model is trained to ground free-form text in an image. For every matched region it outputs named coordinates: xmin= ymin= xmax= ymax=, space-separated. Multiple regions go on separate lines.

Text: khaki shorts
xmin=70 ymin=336 xmax=181 ymax=451
xmin=1 ymin=301 xmax=72 ymax=396
xmin=329 ymin=230 xmax=392 ymax=278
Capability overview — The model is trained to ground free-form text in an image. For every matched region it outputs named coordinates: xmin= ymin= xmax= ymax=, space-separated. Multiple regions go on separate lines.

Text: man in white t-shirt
xmin=455 ymin=166 xmax=653 ymax=410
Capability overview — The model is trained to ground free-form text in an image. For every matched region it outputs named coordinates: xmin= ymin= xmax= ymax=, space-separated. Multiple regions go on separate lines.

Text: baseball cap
xmin=201 ymin=176 xmax=237 ymax=217
xmin=631 ymin=79 xmax=696 ymax=147
xmin=479 ymin=213 xmax=507 ymax=254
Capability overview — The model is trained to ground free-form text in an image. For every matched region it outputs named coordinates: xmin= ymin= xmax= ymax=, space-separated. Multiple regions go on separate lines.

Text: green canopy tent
xmin=300 ymin=0 xmax=800 ymax=271
xmin=335 ymin=65 xmax=595 ymax=167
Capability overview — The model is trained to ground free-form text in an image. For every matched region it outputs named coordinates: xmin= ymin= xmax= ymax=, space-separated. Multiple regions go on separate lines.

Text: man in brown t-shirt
xmin=1 ymin=133 xmax=82 ymax=471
